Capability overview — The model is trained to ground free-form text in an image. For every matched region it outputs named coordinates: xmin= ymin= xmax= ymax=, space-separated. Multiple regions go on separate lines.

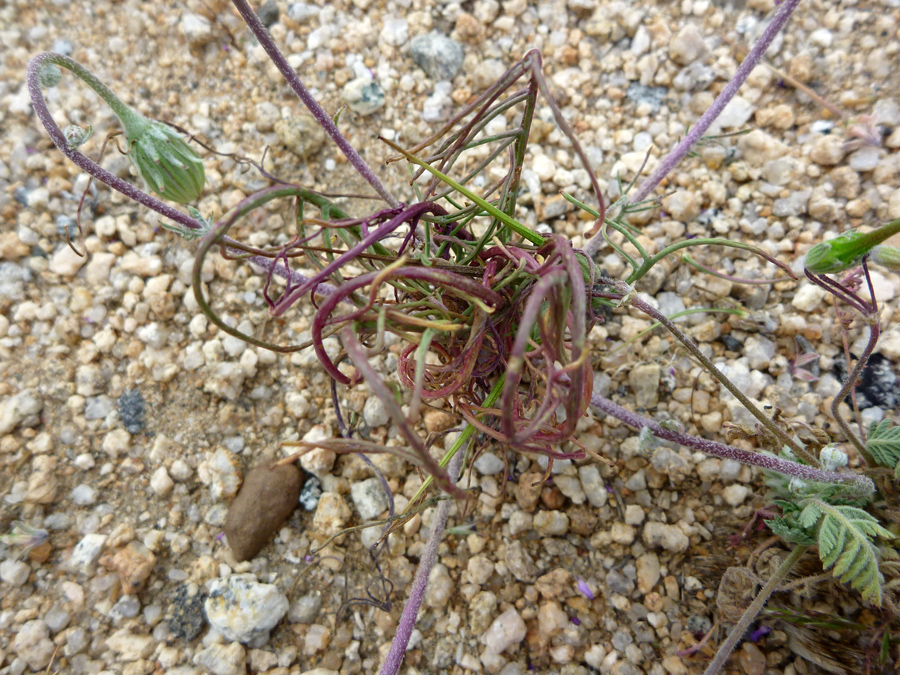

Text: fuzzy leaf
xmin=815 ymin=503 xmax=893 ymax=606
xmin=798 ymin=503 xmax=822 ymax=529
xmin=866 ymin=420 xmax=900 ymax=471
xmin=766 ymin=517 xmax=816 ymax=546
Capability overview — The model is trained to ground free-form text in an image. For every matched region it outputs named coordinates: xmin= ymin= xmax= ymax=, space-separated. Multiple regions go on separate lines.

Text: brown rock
xmin=423 ymin=409 xmax=456 ymax=434
xmin=111 ymin=541 xmax=156 ymax=594
xmin=540 ymin=486 xmax=566 ymax=510
xmin=515 ymin=471 xmax=544 ymax=512
xmin=224 ymin=461 xmax=304 ymax=561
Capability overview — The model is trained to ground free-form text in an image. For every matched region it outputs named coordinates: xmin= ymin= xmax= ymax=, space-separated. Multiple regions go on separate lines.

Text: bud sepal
xmin=121 ymin=113 xmax=205 ymax=204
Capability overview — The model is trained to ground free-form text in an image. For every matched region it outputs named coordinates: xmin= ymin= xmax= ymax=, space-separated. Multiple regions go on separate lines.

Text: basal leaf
xmin=813 ymin=502 xmax=894 ymax=607
xmin=866 ymin=420 xmax=900 ymax=470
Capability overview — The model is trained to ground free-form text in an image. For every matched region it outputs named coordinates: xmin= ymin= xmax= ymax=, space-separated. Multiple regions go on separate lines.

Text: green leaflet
xmin=815 ymin=502 xmax=893 ymax=607
xmin=866 ymin=419 xmax=900 ymax=476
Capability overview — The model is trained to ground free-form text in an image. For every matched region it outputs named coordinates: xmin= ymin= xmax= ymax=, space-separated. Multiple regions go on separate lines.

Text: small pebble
xmin=0 ymin=559 xmax=30 ymax=586
xmin=349 ymin=476 xmax=389 ymax=520
xmin=642 ymin=522 xmax=690 ymax=553
xmin=205 ymin=574 xmax=289 ymax=647
xmin=70 ymin=484 xmax=96 ymax=506
xmin=483 ymin=608 xmax=527 ymax=654
xmin=341 ymin=78 xmax=386 ymax=116
xmin=409 ymin=32 xmax=464 ymax=80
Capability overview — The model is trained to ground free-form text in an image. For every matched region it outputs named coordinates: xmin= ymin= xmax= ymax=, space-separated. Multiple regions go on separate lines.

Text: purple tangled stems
xmin=584 ymin=0 xmax=803 ymax=257
xmin=272 ymin=202 xmax=449 ymax=316
xmin=311 ymin=263 xmax=503 ymax=384
xmin=499 ymin=236 xmax=593 ymax=449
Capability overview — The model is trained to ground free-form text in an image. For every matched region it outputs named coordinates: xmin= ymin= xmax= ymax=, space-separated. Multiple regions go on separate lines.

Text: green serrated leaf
xmin=867 ymin=420 xmax=900 ymax=470
xmin=766 ymin=517 xmax=816 ymax=546
xmin=812 ymin=501 xmax=894 ymax=607
xmin=799 ymin=503 xmax=822 ymax=529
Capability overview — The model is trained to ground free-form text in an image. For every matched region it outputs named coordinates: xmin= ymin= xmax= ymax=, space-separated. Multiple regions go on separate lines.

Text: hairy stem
xmin=829 ymin=272 xmax=880 ymax=466
xmin=379 ymin=450 xmax=463 ymax=675
xmin=589 ymin=393 xmax=874 ymax=495
xmin=584 ymin=0 xmax=802 ymax=257
xmin=630 ymin=295 xmax=816 ymax=464
xmin=230 ymin=0 xmax=398 ymax=207
xmin=702 ymin=545 xmax=809 ymax=675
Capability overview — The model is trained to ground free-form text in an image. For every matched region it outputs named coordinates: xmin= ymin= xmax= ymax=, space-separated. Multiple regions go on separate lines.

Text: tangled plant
xmin=26 ymin=0 xmax=900 ymax=672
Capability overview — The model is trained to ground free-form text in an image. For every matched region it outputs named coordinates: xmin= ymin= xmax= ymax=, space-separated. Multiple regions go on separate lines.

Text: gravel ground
xmin=1 ymin=0 xmax=900 ymax=674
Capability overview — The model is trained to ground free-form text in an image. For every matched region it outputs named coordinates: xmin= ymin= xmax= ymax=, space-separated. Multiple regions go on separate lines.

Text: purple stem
xmin=273 ymin=202 xmax=446 ymax=315
xmin=584 ymin=0 xmax=802 ymax=257
xmin=246 ymin=254 xmax=341 ymax=300
xmin=589 ymin=393 xmax=874 ymax=495
xmin=230 ymin=0 xmax=399 ymax=208
xmin=379 ymin=450 xmax=463 ymax=675
xmin=27 ymin=52 xmax=202 ymax=234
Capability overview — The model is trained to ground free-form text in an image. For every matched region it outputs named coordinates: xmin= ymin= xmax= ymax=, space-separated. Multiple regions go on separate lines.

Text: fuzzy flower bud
xmin=789 ymin=477 xmax=808 ymax=494
xmin=819 ymin=445 xmax=849 ymax=471
xmin=123 ymin=116 xmax=205 ymax=204
xmin=63 ymin=124 xmax=93 ymax=150
xmin=804 ymin=230 xmax=868 ymax=274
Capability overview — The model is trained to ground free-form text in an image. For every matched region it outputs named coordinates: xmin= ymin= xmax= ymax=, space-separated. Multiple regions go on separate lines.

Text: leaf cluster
xmin=767 ymin=498 xmax=894 ymax=606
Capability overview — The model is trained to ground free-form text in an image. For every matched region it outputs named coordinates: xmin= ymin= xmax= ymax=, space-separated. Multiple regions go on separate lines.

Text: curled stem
xmin=26 ymin=52 xmax=202 ymax=234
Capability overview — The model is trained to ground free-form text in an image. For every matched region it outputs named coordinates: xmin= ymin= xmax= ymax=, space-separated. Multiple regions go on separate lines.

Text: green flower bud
xmin=124 ymin=116 xmax=205 ymax=204
xmin=871 ymin=245 xmax=900 ymax=271
xmin=63 ymin=124 xmax=93 ymax=149
xmin=804 ymin=230 xmax=867 ymax=274
xmin=39 ymin=63 xmax=62 ymax=88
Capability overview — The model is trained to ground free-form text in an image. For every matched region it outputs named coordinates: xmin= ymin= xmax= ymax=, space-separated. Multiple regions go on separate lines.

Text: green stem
xmin=404 ymin=376 xmax=506 ymax=509
xmin=628 ymin=238 xmax=796 ymax=285
xmin=42 ymin=53 xmax=143 ymax=128
xmin=380 ymin=138 xmax=545 ymax=246
xmin=703 ymin=545 xmax=809 ymax=675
